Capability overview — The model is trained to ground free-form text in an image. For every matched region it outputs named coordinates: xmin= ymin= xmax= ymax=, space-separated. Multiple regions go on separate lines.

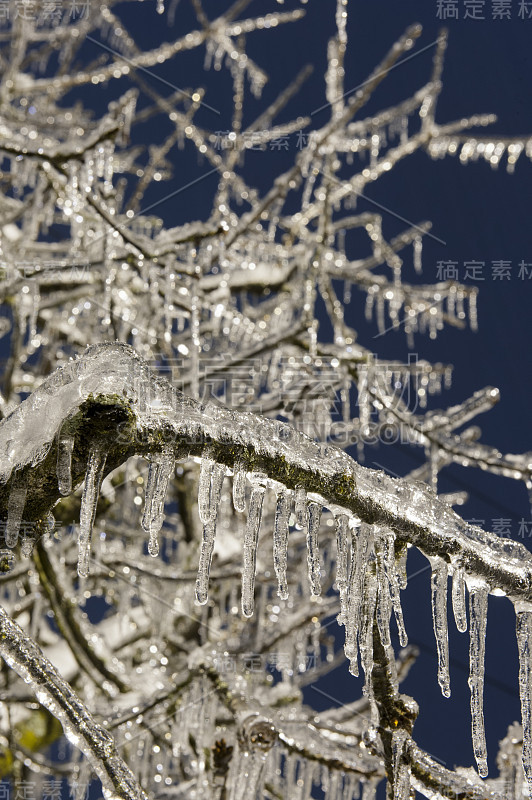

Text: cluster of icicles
xmin=4 ymin=441 xmax=532 ymax=791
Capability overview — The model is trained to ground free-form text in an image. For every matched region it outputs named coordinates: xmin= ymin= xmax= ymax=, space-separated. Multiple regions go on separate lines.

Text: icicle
xmin=228 ymin=748 xmax=265 ymax=800
xmin=391 ymin=729 xmax=411 ymax=800
xmin=198 ymin=457 xmax=225 ymax=524
xmin=375 ymin=536 xmax=392 ymax=649
xmin=56 ymin=434 xmax=74 ymax=496
xmin=232 ymin=460 xmax=247 ymax=513
xmin=413 ymin=235 xmax=423 ymax=274
xmin=468 ymin=582 xmax=489 ymax=778
xmin=515 ymin=604 xmax=532 ymax=794
xmin=430 ymin=556 xmax=450 ymax=698
xmin=273 ymin=490 xmax=290 ymax=600
xmin=381 ymin=531 xmax=407 ymax=647
xmin=5 ymin=473 xmax=27 ymax=548
xmin=335 ymin=514 xmax=349 ymax=625
xmin=190 ymin=288 xmax=200 ymax=401
xmin=198 ymin=457 xmax=215 ymax=523
xmin=241 ymin=487 xmax=265 ymax=617
xmin=78 ymin=449 xmax=106 ymax=577
xmin=452 ymin=564 xmax=468 ymax=633
xmin=141 ymin=448 xmax=174 ymax=557
xmin=294 ymin=485 xmax=307 ymax=530
xmin=397 ymin=546 xmax=408 ymax=591
xmin=360 ymin=564 xmax=378 ymax=692
xmin=195 ymin=519 xmax=216 ymax=606
xmin=306 ymin=502 xmax=322 ymax=596
xmin=344 ymin=524 xmax=373 ymax=676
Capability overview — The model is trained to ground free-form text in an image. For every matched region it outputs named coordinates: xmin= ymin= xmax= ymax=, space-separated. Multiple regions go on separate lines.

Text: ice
xmin=295 ymin=485 xmax=307 ymax=530
xmin=228 ymin=748 xmax=266 ymax=800
xmin=141 ymin=447 xmax=174 ymax=557
xmin=452 ymin=564 xmax=468 ymax=632
xmin=413 ymin=235 xmax=423 ymax=274
xmin=515 ymin=603 xmax=532 ymax=793
xmin=429 ymin=557 xmax=450 ymax=697
xmin=5 ymin=474 xmax=27 ymax=548
xmin=360 ymin=566 xmax=378 ymax=690
xmin=232 ymin=460 xmax=247 ymax=512
xmin=344 ymin=523 xmax=373 ymax=676
xmin=241 ymin=486 xmax=265 ymax=617
xmin=376 ymin=536 xmax=392 ymax=649
xmin=197 ymin=457 xmax=226 ymax=525
xmin=392 ymin=729 xmax=411 ymax=800
xmin=380 ymin=530 xmax=407 ymax=647
xmin=273 ymin=490 xmax=290 ymax=600
xmin=468 ymin=582 xmax=489 ymax=777
xmin=198 ymin=457 xmax=215 ymax=524
xmin=78 ymin=449 xmax=107 ymax=578
xmin=335 ymin=514 xmax=349 ymax=625
xmin=56 ymin=434 xmax=74 ymax=496
xmin=195 ymin=519 xmax=216 ymax=605
xmin=306 ymin=502 xmax=322 ymax=596
xmin=0 ymin=606 xmax=148 ymax=800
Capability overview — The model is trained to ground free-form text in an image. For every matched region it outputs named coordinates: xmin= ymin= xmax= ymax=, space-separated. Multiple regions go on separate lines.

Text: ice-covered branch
xmin=0 ymin=605 xmax=148 ymax=800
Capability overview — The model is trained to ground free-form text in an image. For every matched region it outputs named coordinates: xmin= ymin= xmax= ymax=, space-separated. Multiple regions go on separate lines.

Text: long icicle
xmin=515 ymin=603 xmax=532 ymax=794
xmin=241 ymin=486 xmax=265 ymax=617
xmin=273 ymin=490 xmax=290 ymax=600
xmin=306 ymin=502 xmax=322 ymax=597
xmin=335 ymin=514 xmax=349 ymax=625
xmin=430 ymin=556 xmax=450 ymax=698
xmin=344 ymin=523 xmax=372 ymax=675
xmin=375 ymin=534 xmax=392 ymax=649
xmin=381 ymin=530 xmax=407 ymax=647
xmin=78 ymin=449 xmax=107 ymax=578
xmin=468 ymin=582 xmax=489 ymax=777
xmin=452 ymin=564 xmax=468 ymax=633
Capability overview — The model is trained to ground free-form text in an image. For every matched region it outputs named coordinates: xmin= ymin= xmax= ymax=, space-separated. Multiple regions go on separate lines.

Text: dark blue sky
xmin=70 ymin=0 xmax=532 ymax=786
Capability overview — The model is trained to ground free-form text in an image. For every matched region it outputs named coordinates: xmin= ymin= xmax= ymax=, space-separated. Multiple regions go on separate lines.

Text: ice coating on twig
xmin=452 ymin=564 xmax=468 ymax=633
xmin=392 ymin=729 xmax=411 ymax=800
xmin=78 ymin=449 xmax=106 ymax=578
xmin=1 ymin=343 xmax=531 ymax=608
xmin=0 ymin=606 xmax=148 ymax=800
xmin=430 ymin=556 xmax=450 ymax=698
xmin=56 ymin=434 xmax=74 ymax=496
xmin=273 ymin=490 xmax=290 ymax=600
xmin=306 ymin=502 xmax=322 ymax=597
xmin=141 ymin=447 xmax=174 ymax=557
xmin=242 ymin=486 xmax=265 ymax=617
xmin=468 ymin=582 xmax=489 ymax=777
xmin=515 ymin=604 xmax=532 ymax=794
